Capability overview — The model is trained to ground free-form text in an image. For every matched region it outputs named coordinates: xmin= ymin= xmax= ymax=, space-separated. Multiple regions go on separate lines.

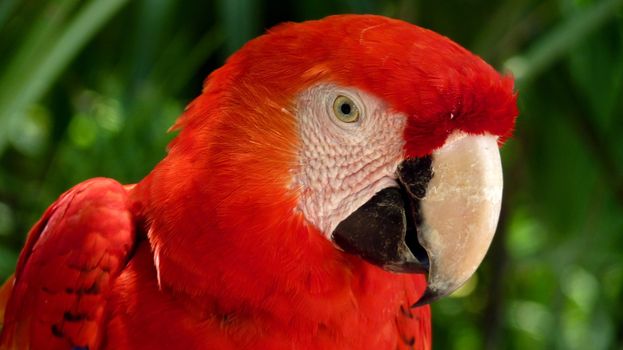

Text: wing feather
xmin=0 ymin=178 xmax=136 ymax=350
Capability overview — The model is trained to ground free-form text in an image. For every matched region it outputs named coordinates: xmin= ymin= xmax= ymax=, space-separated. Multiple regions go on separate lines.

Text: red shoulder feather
xmin=0 ymin=178 xmax=136 ymax=350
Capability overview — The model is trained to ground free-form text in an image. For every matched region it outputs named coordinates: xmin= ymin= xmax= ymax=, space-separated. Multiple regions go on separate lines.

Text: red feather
xmin=0 ymin=178 xmax=135 ymax=349
xmin=1 ymin=14 xmax=517 ymax=349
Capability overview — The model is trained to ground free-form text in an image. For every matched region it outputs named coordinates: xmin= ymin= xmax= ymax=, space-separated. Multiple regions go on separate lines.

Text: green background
xmin=1 ymin=0 xmax=622 ymax=349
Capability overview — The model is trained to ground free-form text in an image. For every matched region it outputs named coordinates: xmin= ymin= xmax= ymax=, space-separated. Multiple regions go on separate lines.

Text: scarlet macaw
xmin=0 ymin=14 xmax=517 ymax=349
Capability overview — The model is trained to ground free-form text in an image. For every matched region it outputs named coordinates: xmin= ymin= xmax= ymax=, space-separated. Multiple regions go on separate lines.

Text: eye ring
xmin=332 ymin=95 xmax=360 ymax=123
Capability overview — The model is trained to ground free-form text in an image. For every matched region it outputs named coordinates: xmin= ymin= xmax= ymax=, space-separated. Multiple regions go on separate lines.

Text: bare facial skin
xmin=293 ymin=84 xmax=407 ymax=236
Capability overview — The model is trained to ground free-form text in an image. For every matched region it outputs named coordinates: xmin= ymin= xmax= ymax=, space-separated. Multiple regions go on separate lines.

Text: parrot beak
xmin=411 ymin=133 xmax=503 ymax=305
xmin=332 ymin=132 xmax=503 ymax=305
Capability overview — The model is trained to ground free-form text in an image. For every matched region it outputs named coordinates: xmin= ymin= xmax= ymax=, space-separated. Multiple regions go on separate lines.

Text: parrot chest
xmin=104 ymin=245 xmax=430 ymax=350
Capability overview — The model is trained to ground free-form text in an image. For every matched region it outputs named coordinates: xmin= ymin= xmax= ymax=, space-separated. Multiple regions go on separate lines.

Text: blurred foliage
xmin=1 ymin=0 xmax=622 ymax=349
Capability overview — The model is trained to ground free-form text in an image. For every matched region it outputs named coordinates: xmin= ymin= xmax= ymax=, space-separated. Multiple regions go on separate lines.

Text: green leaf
xmin=0 ymin=0 xmax=129 ymax=156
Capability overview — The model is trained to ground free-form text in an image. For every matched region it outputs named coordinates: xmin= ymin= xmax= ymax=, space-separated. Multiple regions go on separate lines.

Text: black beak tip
xmin=383 ymin=259 xmax=428 ymax=274
xmin=411 ymin=288 xmax=442 ymax=308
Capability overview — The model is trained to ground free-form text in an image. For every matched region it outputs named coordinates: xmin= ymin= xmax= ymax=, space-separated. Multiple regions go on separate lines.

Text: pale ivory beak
xmin=416 ymin=132 xmax=503 ymax=305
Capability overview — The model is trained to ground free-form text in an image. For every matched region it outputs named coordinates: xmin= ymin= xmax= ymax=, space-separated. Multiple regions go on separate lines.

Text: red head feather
xmin=174 ymin=14 xmax=517 ymax=157
xmin=131 ymin=14 xmax=517 ymax=348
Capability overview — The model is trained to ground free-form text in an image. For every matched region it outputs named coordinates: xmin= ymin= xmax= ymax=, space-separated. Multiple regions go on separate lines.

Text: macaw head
xmin=147 ymin=14 xmax=517 ymax=304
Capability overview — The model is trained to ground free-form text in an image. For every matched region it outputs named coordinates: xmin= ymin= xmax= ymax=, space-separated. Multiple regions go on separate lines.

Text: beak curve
xmin=412 ymin=133 xmax=503 ymax=305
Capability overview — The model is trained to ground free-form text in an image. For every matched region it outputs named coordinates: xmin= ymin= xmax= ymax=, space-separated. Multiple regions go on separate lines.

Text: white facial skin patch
xmin=293 ymin=84 xmax=407 ymax=237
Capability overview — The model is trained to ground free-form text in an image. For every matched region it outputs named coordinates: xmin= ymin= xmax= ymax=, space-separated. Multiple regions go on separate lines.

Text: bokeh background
xmin=1 ymin=0 xmax=622 ymax=349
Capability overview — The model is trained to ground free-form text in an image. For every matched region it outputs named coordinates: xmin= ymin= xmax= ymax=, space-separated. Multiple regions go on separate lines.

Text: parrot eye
xmin=332 ymin=95 xmax=360 ymax=123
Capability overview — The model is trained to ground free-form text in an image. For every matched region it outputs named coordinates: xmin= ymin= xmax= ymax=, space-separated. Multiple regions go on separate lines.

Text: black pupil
xmin=340 ymin=102 xmax=352 ymax=115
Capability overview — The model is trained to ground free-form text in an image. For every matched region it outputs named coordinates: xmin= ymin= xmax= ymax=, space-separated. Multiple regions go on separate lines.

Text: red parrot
xmin=0 ymin=14 xmax=517 ymax=350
